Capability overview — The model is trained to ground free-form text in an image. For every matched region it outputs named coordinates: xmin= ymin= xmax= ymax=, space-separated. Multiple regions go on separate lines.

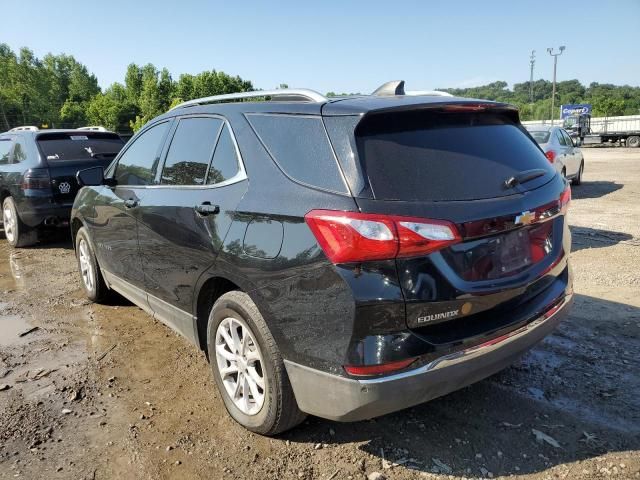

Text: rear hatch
xmin=346 ymin=104 xmax=570 ymax=348
xmin=36 ymin=132 xmax=125 ymax=203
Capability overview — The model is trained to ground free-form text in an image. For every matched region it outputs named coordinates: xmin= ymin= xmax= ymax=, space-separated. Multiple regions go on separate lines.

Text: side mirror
xmin=77 ymin=166 xmax=116 ymax=187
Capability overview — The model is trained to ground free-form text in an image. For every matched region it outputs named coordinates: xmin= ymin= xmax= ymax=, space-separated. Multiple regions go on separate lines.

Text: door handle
xmin=124 ymin=198 xmax=138 ymax=209
xmin=195 ymin=202 xmax=220 ymax=216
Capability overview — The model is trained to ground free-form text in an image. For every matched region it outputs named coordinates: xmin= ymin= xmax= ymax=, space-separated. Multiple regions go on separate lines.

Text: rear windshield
xmin=37 ymin=132 xmax=124 ymax=162
xmin=356 ymin=110 xmax=554 ymax=201
xmin=527 ymin=130 xmax=551 ymax=144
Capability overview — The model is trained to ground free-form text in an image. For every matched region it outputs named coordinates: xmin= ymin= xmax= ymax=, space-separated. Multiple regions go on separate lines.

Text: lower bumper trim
xmin=285 ymin=294 xmax=572 ymax=422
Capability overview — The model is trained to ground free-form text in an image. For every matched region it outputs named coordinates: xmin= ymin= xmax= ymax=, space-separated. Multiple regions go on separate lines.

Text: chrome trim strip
xmin=170 ymin=89 xmax=327 ymax=110
xmin=359 ymin=295 xmax=571 ymax=385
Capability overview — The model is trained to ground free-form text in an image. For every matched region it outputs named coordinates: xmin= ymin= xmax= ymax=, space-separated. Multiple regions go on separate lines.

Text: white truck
xmin=522 ymin=109 xmax=640 ymax=148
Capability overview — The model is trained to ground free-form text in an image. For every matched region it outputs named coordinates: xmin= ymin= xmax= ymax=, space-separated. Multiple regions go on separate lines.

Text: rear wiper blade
xmin=504 ymin=169 xmax=547 ymax=189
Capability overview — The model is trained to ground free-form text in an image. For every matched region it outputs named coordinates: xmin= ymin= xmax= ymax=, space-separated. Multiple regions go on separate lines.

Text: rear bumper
xmin=17 ymin=198 xmax=72 ymax=228
xmin=285 ymin=293 xmax=572 ymax=422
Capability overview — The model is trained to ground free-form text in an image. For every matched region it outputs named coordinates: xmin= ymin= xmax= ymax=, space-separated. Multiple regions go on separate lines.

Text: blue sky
xmin=3 ymin=0 xmax=639 ymax=93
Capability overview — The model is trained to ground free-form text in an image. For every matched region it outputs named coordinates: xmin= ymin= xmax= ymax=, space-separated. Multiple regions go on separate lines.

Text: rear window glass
xmin=37 ymin=132 xmax=124 ymax=162
xmin=247 ymin=114 xmax=347 ymax=194
xmin=356 ymin=110 xmax=555 ymax=201
xmin=527 ymin=130 xmax=550 ymax=144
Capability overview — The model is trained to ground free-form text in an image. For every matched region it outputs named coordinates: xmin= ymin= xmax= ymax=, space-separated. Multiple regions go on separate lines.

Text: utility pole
xmin=529 ymin=50 xmax=536 ymax=103
xmin=547 ymin=46 xmax=565 ymax=125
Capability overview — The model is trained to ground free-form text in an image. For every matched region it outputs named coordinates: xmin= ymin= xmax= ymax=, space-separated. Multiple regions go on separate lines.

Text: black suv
xmin=0 ymin=128 xmax=125 ymax=247
xmin=71 ymin=83 xmax=573 ymax=435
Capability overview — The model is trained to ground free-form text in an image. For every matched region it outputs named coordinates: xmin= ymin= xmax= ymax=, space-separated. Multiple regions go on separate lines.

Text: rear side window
xmin=0 ymin=139 xmax=11 ymax=165
xmin=247 ymin=114 xmax=347 ymax=194
xmin=356 ymin=110 xmax=555 ymax=201
xmin=206 ymin=124 xmax=240 ymax=185
xmin=115 ymin=122 xmax=169 ymax=186
xmin=12 ymin=138 xmax=28 ymax=163
xmin=561 ymin=130 xmax=574 ymax=146
xmin=161 ymin=117 xmax=223 ymax=185
xmin=555 ymin=130 xmax=567 ymax=146
xmin=37 ymin=132 xmax=124 ymax=162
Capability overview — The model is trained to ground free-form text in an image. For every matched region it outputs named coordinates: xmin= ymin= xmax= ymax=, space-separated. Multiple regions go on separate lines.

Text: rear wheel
xmin=572 ymin=161 xmax=584 ymax=186
xmin=75 ymin=227 xmax=109 ymax=302
xmin=207 ymin=291 xmax=306 ymax=435
xmin=627 ymin=136 xmax=640 ymax=148
xmin=2 ymin=197 xmax=37 ymax=248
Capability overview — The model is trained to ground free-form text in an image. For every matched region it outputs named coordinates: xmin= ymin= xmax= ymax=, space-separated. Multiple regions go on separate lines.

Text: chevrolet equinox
xmin=71 ymin=81 xmax=573 ymax=435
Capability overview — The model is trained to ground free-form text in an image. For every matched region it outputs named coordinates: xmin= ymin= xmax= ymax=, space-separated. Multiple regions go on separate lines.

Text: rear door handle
xmin=195 ymin=202 xmax=220 ymax=216
xmin=124 ymin=198 xmax=138 ymax=209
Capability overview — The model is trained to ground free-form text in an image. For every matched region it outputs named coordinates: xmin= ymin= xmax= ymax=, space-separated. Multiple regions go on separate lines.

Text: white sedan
xmin=526 ymin=125 xmax=584 ymax=185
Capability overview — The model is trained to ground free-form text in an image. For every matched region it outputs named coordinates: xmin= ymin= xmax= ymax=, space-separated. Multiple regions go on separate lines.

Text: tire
xmin=2 ymin=197 xmax=37 ymax=248
xmin=207 ymin=291 xmax=306 ymax=435
xmin=627 ymin=136 xmax=640 ymax=148
xmin=572 ymin=161 xmax=584 ymax=186
xmin=75 ymin=226 xmax=109 ymax=302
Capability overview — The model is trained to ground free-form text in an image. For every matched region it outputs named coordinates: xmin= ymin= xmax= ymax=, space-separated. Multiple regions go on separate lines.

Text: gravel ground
xmin=0 ymin=147 xmax=639 ymax=480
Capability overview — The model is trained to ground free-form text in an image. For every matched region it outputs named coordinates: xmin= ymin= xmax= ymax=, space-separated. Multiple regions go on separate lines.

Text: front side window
xmin=0 ymin=139 xmax=12 ymax=165
xmin=115 ymin=122 xmax=170 ymax=186
xmin=161 ymin=117 xmax=223 ymax=186
xmin=206 ymin=124 xmax=240 ymax=185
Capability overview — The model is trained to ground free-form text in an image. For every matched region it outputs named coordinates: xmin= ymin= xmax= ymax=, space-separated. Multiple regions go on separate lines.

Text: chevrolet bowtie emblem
xmin=515 ymin=211 xmax=535 ymax=225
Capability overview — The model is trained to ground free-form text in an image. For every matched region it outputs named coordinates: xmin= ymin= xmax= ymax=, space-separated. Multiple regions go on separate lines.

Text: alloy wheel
xmin=215 ymin=317 xmax=266 ymax=415
xmin=78 ymin=238 xmax=95 ymax=292
xmin=3 ymin=205 xmax=16 ymax=243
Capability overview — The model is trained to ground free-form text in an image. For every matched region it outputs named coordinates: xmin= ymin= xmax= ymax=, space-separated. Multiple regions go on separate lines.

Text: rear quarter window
xmin=356 ymin=110 xmax=555 ymax=201
xmin=246 ymin=114 xmax=348 ymax=194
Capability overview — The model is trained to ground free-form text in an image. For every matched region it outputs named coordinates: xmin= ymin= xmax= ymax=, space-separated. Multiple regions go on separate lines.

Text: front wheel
xmin=2 ymin=197 xmax=37 ymax=248
xmin=207 ymin=291 xmax=306 ymax=435
xmin=75 ymin=227 xmax=109 ymax=302
xmin=627 ymin=136 xmax=640 ymax=148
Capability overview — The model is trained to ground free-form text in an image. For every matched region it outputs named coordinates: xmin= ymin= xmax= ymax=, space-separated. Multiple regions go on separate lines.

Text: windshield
xmin=37 ymin=132 xmax=124 ymax=162
xmin=527 ymin=130 xmax=551 ymax=144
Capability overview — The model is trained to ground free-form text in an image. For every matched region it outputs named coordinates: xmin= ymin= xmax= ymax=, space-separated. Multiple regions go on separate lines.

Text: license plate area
xmin=442 ymin=221 xmax=554 ymax=281
xmin=492 ymin=229 xmax=532 ymax=277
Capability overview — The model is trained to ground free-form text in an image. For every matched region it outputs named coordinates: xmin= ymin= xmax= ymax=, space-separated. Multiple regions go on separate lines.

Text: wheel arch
xmin=194 ymin=275 xmax=244 ymax=353
xmin=71 ymin=216 xmax=84 ymax=250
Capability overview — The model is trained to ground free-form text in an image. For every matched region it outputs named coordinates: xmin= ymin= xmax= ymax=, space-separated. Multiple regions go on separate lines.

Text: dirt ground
xmin=0 ymin=147 xmax=638 ymax=480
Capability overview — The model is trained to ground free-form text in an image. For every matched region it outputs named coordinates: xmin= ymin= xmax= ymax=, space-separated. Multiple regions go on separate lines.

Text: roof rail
xmin=77 ymin=126 xmax=108 ymax=132
xmin=170 ymin=89 xmax=327 ymax=110
xmin=405 ymin=90 xmax=454 ymax=97
xmin=9 ymin=126 xmax=39 ymax=132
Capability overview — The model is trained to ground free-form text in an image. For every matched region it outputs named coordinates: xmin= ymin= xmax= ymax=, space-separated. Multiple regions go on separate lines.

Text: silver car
xmin=526 ymin=125 xmax=584 ymax=185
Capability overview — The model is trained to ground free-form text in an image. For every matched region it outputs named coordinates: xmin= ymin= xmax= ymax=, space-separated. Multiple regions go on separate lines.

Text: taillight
xmin=304 ymin=210 xmax=461 ymax=263
xmin=344 ymin=357 xmax=416 ymax=377
xmin=559 ymin=185 xmax=571 ymax=213
xmin=545 ymin=150 xmax=556 ymax=163
xmin=21 ymin=170 xmax=51 ymax=190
